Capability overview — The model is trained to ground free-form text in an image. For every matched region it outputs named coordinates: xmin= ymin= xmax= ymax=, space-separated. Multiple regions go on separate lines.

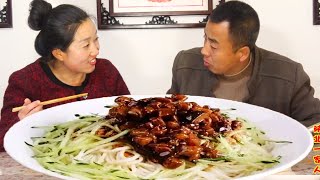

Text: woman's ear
xmin=237 ymin=46 xmax=250 ymax=62
xmin=52 ymin=49 xmax=64 ymax=61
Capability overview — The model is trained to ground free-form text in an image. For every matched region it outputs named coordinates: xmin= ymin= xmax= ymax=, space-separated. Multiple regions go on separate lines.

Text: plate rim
xmin=4 ymin=95 xmax=314 ymax=179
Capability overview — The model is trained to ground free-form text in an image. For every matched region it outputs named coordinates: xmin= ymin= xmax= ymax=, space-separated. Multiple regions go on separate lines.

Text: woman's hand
xmin=18 ymin=98 xmax=43 ymax=120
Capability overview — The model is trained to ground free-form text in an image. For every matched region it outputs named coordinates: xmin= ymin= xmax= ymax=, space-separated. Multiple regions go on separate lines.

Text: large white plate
xmin=4 ymin=95 xmax=313 ymax=180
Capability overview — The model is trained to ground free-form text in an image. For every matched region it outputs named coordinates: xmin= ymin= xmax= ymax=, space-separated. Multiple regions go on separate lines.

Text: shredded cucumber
xmin=28 ymin=115 xmax=289 ymax=180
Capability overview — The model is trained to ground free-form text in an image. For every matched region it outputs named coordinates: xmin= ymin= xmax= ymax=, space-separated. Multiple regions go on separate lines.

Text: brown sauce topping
xmin=98 ymin=94 xmax=242 ymax=169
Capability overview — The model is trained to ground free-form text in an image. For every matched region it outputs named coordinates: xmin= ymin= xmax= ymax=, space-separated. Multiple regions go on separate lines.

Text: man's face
xmin=201 ymin=21 xmax=243 ymax=76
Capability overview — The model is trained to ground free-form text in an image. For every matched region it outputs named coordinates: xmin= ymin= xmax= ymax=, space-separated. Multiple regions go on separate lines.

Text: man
xmin=167 ymin=1 xmax=320 ymax=127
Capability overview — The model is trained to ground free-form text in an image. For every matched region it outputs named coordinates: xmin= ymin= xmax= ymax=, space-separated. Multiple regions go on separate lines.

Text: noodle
xmin=28 ymin=114 xmax=286 ymax=180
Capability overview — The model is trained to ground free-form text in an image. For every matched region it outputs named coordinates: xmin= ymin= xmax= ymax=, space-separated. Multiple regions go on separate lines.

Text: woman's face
xmin=59 ymin=18 xmax=100 ymax=74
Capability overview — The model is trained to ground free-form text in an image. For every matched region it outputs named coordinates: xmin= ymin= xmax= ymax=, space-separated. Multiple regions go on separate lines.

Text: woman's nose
xmin=91 ymin=43 xmax=100 ymax=56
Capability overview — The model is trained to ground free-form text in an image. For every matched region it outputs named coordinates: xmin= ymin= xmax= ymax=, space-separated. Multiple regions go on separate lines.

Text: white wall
xmin=0 ymin=0 xmax=319 ymax=108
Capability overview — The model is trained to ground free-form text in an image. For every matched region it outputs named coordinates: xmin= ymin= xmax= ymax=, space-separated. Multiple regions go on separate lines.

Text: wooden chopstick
xmin=12 ymin=93 xmax=88 ymax=113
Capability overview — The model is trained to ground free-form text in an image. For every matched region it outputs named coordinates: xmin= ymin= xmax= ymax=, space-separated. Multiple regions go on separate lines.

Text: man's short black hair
xmin=209 ymin=1 xmax=260 ymax=51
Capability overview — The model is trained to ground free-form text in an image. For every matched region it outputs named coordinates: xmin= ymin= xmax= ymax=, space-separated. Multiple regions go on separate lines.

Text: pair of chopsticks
xmin=12 ymin=93 xmax=88 ymax=112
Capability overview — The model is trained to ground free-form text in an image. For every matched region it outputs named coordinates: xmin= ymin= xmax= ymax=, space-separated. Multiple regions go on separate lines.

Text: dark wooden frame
xmin=314 ymin=0 xmax=320 ymax=25
xmin=109 ymin=0 xmax=212 ymax=17
xmin=0 ymin=0 xmax=12 ymax=28
xmin=97 ymin=0 xmax=225 ymax=29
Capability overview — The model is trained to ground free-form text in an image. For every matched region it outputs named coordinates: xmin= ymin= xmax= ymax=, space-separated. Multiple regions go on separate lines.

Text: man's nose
xmin=201 ymin=41 xmax=210 ymax=57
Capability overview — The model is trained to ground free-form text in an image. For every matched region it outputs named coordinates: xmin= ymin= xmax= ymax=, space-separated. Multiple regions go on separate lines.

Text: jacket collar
xmin=206 ymin=45 xmax=262 ymax=100
xmin=206 ymin=70 xmax=218 ymax=97
xmin=246 ymin=46 xmax=262 ymax=101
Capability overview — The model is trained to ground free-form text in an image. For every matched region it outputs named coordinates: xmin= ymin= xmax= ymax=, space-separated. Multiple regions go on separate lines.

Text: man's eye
xmin=210 ymin=45 xmax=217 ymax=49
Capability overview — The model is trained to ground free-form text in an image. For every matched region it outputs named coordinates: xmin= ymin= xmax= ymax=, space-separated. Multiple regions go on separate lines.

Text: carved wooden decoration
xmin=314 ymin=0 xmax=320 ymax=25
xmin=97 ymin=0 xmax=225 ymax=29
xmin=0 ymin=0 xmax=12 ymax=28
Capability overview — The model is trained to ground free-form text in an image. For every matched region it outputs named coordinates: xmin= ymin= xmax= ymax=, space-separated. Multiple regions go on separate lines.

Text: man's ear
xmin=52 ymin=49 xmax=64 ymax=61
xmin=237 ymin=46 xmax=250 ymax=62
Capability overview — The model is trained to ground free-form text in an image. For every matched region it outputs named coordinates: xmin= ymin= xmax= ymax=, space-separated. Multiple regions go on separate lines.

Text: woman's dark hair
xmin=209 ymin=1 xmax=260 ymax=51
xmin=28 ymin=0 xmax=89 ymax=62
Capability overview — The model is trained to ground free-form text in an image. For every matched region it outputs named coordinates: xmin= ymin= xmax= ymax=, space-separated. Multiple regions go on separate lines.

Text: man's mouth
xmin=203 ymin=59 xmax=210 ymax=67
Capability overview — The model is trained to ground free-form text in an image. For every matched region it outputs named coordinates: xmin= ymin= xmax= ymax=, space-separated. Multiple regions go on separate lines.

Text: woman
xmin=0 ymin=0 xmax=130 ymax=151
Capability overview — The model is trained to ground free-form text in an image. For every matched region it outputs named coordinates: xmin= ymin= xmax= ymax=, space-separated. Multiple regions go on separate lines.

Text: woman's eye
xmin=93 ymin=37 xmax=99 ymax=43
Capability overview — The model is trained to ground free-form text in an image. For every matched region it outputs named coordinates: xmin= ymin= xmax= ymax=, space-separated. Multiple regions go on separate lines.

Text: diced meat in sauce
xmin=100 ymin=94 xmax=241 ymax=169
